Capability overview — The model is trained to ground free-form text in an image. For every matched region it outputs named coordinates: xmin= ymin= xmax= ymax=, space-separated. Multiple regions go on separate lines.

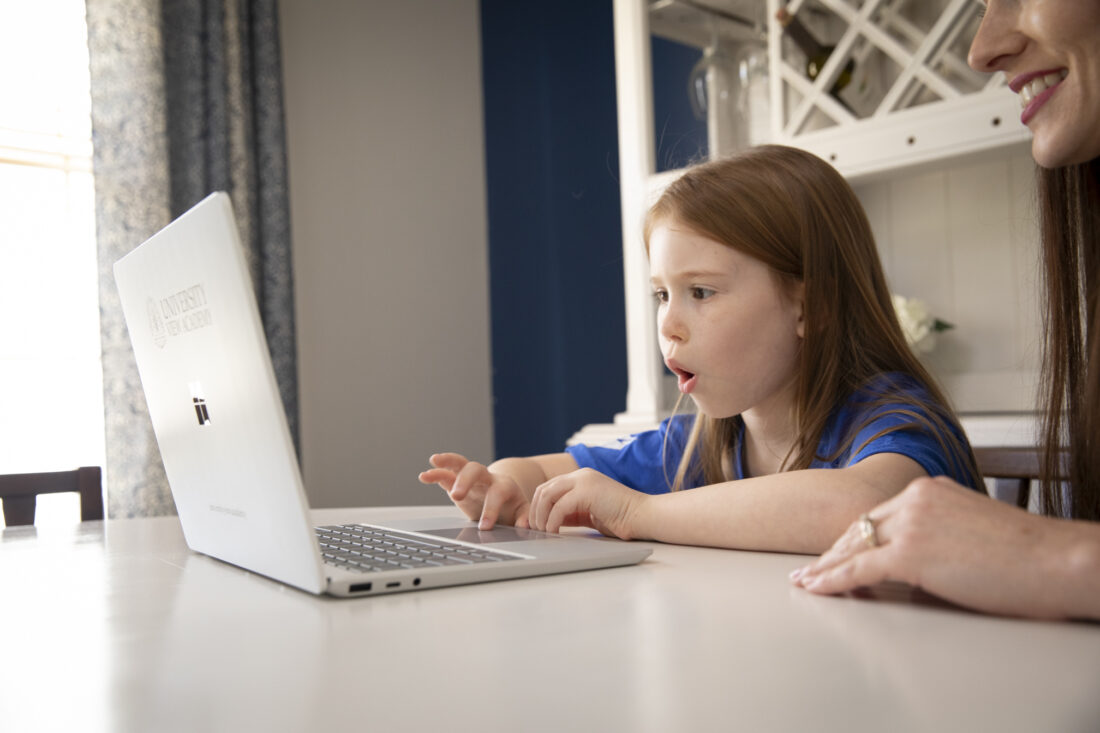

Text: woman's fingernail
xmin=789 ymin=567 xmax=804 ymax=581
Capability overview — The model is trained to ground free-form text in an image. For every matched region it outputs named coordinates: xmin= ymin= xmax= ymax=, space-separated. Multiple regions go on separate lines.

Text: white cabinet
xmin=645 ymin=0 xmax=1029 ymax=178
xmin=764 ymin=0 xmax=1029 ymax=178
xmin=569 ymin=0 xmax=1038 ymax=448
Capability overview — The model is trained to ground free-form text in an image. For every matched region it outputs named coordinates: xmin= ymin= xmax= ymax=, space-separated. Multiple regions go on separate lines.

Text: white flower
xmin=892 ymin=294 xmax=951 ymax=354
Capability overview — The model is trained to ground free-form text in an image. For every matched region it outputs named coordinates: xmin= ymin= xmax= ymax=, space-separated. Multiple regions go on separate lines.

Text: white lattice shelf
xmin=767 ymin=0 xmax=1028 ymax=180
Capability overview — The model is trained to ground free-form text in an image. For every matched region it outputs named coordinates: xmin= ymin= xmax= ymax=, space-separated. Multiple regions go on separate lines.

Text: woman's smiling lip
xmin=1008 ymin=68 xmax=1063 ymax=93
xmin=1009 ymin=68 xmax=1068 ymax=126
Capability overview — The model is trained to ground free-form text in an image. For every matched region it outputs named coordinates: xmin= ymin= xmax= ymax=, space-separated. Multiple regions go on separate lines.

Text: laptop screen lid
xmin=116 ymin=192 xmax=652 ymax=597
xmin=114 ymin=192 xmax=326 ymax=593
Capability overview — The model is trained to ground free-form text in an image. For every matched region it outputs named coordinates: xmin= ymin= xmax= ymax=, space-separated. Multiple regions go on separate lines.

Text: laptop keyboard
xmin=315 ymin=524 xmax=522 ymax=573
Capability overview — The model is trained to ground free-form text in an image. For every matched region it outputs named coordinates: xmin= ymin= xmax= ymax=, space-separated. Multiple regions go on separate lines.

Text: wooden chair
xmin=0 ymin=467 xmax=104 ymax=527
xmin=972 ymin=447 xmax=1055 ymax=509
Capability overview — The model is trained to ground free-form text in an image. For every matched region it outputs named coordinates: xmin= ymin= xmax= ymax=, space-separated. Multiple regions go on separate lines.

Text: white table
xmin=4 ymin=506 xmax=1099 ymax=732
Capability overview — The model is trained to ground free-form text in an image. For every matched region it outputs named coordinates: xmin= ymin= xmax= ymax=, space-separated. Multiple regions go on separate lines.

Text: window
xmin=0 ymin=1 xmax=103 ymax=525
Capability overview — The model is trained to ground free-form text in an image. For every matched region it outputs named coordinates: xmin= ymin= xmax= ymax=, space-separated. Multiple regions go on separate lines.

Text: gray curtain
xmin=87 ymin=0 xmax=297 ymax=517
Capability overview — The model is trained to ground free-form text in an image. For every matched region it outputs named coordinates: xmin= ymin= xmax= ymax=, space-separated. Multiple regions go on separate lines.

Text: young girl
xmin=420 ymin=145 xmax=980 ymax=554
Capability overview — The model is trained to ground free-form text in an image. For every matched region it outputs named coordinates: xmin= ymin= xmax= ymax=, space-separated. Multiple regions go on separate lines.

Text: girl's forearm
xmin=633 ymin=468 xmax=900 ymax=554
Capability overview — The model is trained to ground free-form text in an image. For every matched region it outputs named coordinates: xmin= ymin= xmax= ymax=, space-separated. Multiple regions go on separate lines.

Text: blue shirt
xmin=566 ymin=374 xmax=977 ymax=494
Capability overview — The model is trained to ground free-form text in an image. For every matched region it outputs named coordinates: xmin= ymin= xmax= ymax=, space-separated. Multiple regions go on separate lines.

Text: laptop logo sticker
xmin=189 ymin=381 xmax=212 ymax=426
xmin=148 ymin=284 xmax=213 ymax=348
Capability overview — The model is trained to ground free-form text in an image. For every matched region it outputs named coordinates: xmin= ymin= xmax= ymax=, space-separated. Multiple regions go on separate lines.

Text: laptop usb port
xmin=350 ymin=582 xmax=372 ymax=593
xmin=386 ymin=581 xmax=400 ymax=588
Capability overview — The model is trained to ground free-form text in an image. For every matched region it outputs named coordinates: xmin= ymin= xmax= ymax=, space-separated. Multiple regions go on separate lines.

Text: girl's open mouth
xmin=668 ymin=364 xmax=698 ymax=394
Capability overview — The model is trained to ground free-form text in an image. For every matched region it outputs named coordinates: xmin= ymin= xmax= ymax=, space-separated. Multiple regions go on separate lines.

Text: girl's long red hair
xmin=644 ymin=146 xmax=979 ymax=490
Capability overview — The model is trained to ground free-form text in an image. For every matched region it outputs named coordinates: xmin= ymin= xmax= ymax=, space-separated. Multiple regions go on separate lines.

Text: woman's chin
xmin=1031 ymin=134 xmax=1098 ymax=170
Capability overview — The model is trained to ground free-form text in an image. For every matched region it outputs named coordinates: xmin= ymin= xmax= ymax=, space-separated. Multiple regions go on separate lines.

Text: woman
xmin=793 ymin=0 xmax=1100 ymax=619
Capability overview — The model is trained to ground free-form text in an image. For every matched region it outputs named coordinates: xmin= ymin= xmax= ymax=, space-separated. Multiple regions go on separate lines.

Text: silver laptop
xmin=114 ymin=191 xmax=651 ymax=597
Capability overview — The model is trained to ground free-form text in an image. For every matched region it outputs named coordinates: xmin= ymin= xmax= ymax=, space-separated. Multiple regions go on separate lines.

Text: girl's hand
xmin=529 ymin=468 xmax=647 ymax=540
xmin=418 ymin=453 xmax=531 ymax=530
xmin=791 ymin=476 xmax=1098 ymax=619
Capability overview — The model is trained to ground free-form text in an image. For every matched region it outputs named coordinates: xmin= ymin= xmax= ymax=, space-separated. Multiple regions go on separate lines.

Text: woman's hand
xmin=792 ymin=476 xmax=1100 ymax=620
xmin=528 ymin=468 xmax=648 ymax=540
xmin=418 ymin=453 xmax=531 ymax=530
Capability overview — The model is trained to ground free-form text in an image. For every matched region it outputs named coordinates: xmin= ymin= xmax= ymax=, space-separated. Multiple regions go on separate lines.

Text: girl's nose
xmin=968 ymin=1 xmax=1025 ymax=74
xmin=658 ymin=302 xmax=687 ymax=343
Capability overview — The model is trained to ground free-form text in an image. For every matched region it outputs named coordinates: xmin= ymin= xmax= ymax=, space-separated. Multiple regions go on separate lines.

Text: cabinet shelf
xmin=647 ymin=0 xmax=1030 ymax=181
xmin=648 ymin=0 xmax=763 ymax=48
xmin=766 ymin=0 xmax=1028 ymax=180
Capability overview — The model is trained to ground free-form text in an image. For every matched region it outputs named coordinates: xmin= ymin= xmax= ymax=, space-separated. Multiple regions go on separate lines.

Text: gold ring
xmin=858 ymin=513 xmax=878 ymax=548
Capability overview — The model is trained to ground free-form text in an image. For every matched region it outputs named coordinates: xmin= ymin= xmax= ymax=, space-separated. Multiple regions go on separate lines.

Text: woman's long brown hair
xmin=1036 ymin=159 xmax=1100 ymax=520
xmin=643 ymin=145 xmax=980 ymax=491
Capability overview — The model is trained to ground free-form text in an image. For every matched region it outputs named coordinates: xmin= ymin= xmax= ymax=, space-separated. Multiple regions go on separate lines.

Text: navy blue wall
xmin=479 ymin=3 xmax=706 ymax=458
xmin=480 ymin=0 xmax=627 ymax=458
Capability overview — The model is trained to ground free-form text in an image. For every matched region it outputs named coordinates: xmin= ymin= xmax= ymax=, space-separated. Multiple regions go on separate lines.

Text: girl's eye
xmin=653 ymin=289 xmax=669 ymax=304
xmin=691 ymin=287 xmax=715 ymax=300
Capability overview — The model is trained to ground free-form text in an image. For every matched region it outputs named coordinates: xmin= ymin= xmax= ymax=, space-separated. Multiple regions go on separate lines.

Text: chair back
xmin=972 ymin=446 xmax=1066 ymax=509
xmin=0 ymin=467 xmax=104 ymax=527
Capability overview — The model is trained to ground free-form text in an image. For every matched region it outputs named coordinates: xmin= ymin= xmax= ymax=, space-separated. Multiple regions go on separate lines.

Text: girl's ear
xmin=793 ymin=281 xmax=806 ymax=339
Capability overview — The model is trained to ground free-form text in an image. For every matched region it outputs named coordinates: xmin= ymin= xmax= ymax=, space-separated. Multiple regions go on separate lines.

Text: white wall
xmin=279 ymin=0 xmax=494 ymax=508
xmin=856 ymin=143 xmax=1042 ymax=416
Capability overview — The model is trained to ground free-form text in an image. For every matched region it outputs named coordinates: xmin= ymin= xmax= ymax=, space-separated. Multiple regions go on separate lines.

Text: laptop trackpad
xmin=414 ymin=526 xmax=560 ymax=545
